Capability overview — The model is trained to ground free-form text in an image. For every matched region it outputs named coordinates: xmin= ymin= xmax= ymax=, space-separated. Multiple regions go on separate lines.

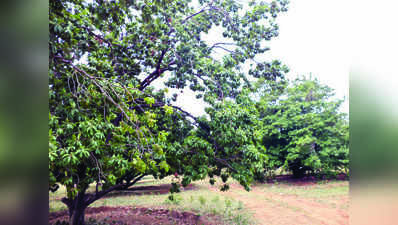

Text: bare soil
xmin=49 ymin=183 xmax=221 ymax=225
xmin=49 ymin=206 xmax=223 ymax=225
xmin=212 ymin=175 xmax=349 ymax=225
xmin=49 ymin=175 xmax=348 ymax=225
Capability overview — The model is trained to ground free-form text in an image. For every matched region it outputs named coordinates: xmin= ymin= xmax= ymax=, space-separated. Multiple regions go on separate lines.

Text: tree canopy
xmin=49 ymin=0 xmax=290 ymax=224
xmin=254 ymin=76 xmax=349 ymax=178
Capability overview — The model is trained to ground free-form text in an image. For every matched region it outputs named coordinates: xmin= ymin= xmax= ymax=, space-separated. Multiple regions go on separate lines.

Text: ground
xmin=49 ymin=175 xmax=349 ymax=225
xmin=49 ymin=206 xmax=220 ymax=225
xmin=212 ymin=176 xmax=349 ymax=225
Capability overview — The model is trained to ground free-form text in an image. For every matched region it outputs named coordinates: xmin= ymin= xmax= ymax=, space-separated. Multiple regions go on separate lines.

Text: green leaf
xmin=144 ymin=97 xmax=155 ymax=106
xmin=159 ymin=161 xmax=169 ymax=172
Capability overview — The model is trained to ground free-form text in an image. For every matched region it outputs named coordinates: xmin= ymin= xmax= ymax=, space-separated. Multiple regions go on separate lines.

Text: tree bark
xmin=61 ymin=175 xmax=146 ymax=225
xmin=62 ymin=191 xmax=88 ymax=225
xmin=69 ymin=205 xmax=86 ymax=225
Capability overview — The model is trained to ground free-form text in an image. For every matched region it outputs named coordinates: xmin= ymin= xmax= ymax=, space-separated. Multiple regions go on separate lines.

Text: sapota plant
xmin=255 ymin=76 xmax=349 ymax=178
xmin=49 ymin=0 xmax=289 ymax=224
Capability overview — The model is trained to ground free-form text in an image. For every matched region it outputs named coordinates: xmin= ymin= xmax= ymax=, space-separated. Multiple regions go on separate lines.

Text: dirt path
xmin=211 ymin=183 xmax=348 ymax=225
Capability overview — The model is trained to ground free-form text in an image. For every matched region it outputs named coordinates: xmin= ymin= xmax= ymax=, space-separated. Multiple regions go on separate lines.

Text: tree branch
xmin=125 ymin=174 xmax=147 ymax=189
xmin=182 ymin=0 xmax=215 ymax=24
xmin=139 ymin=49 xmax=170 ymax=90
xmin=129 ymin=100 xmax=199 ymax=127
xmin=170 ymin=105 xmax=198 ymax=123
xmin=208 ymin=42 xmax=237 ymax=51
xmin=215 ymin=157 xmax=238 ymax=173
xmin=212 ymin=45 xmax=236 ymax=54
xmin=86 ymin=174 xmax=146 ymax=205
xmin=54 ymin=56 xmax=132 ymax=123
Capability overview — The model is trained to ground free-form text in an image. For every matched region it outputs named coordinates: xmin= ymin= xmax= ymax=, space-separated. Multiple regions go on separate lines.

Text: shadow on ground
xmin=103 ymin=183 xmax=197 ymax=198
xmin=255 ymin=173 xmax=349 ymax=186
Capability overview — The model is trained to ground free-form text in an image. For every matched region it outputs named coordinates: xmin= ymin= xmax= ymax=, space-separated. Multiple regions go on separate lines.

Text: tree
xmin=255 ymin=76 xmax=349 ymax=178
xmin=49 ymin=0 xmax=289 ymax=224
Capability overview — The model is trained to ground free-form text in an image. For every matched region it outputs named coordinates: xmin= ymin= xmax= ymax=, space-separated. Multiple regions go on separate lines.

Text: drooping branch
xmin=170 ymin=105 xmax=198 ymax=124
xmin=129 ymin=99 xmax=199 ymax=127
xmin=53 ymin=56 xmax=133 ymax=123
xmin=124 ymin=174 xmax=147 ymax=189
xmin=86 ymin=174 xmax=146 ymax=205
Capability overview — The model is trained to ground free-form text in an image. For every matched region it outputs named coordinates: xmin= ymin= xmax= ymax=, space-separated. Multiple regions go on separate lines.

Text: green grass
xmin=258 ymin=180 xmax=349 ymax=210
xmin=49 ymin=176 xmax=255 ymax=225
xmin=261 ymin=181 xmax=348 ymax=198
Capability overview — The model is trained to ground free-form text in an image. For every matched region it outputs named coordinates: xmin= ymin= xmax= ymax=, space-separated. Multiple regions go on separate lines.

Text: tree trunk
xmin=291 ymin=164 xmax=307 ymax=178
xmin=68 ymin=204 xmax=86 ymax=225
xmin=62 ymin=191 xmax=88 ymax=225
xmin=292 ymin=168 xmax=305 ymax=178
xmin=60 ymin=176 xmax=146 ymax=225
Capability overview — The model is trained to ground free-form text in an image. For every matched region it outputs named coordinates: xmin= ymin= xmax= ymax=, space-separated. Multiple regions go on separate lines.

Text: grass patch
xmin=262 ymin=180 xmax=349 ymax=198
xmin=259 ymin=180 xmax=349 ymax=210
xmin=49 ymin=177 xmax=254 ymax=225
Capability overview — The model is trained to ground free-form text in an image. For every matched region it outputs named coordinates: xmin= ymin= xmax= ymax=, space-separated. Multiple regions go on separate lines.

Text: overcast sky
xmin=170 ymin=0 xmax=349 ymax=116
xmin=268 ymin=0 xmax=349 ymax=114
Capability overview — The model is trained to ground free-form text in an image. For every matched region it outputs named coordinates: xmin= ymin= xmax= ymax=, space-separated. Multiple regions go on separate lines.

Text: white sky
xmin=80 ymin=0 xmax=351 ymax=116
xmin=171 ymin=0 xmax=350 ymax=116
xmin=349 ymin=0 xmax=398 ymax=120
xmin=267 ymin=0 xmax=349 ymax=114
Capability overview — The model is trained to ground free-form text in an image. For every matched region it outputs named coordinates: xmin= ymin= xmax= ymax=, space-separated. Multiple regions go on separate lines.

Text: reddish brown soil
xmin=49 ymin=183 xmax=220 ymax=225
xmin=212 ymin=177 xmax=349 ymax=225
xmin=49 ymin=206 xmax=223 ymax=225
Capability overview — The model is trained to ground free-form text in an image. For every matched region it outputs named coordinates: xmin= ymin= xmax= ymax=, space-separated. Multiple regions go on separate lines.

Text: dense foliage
xmin=254 ymin=76 xmax=349 ymax=178
xmin=49 ymin=0 xmax=289 ymax=224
